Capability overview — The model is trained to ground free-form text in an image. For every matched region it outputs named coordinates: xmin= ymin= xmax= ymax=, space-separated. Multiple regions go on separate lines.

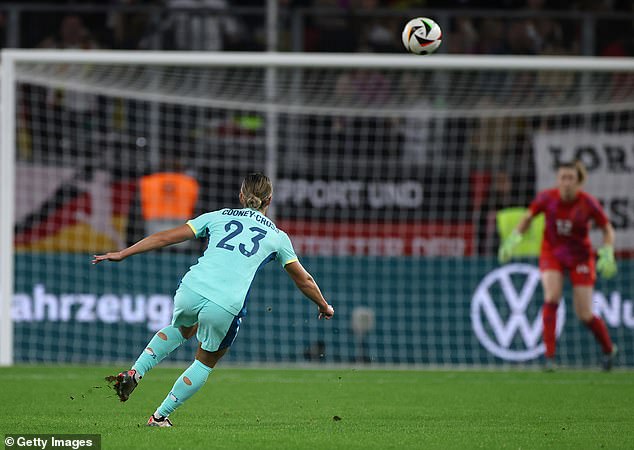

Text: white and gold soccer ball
xmin=402 ymin=17 xmax=442 ymax=55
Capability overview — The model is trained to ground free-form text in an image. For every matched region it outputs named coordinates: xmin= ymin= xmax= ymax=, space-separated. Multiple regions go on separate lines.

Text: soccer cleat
xmin=147 ymin=414 xmax=173 ymax=427
xmin=105 ymin=369 xmax=139 ymax=402
xmin=602 ymin=345 xmax=618 ymax=372
xmin=543 ymin=358 xmax=556 ymax=372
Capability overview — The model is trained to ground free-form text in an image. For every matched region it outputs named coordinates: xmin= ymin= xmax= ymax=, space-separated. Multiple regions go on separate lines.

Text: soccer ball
xmin=402 ymin=17 xmax=442 ymax=55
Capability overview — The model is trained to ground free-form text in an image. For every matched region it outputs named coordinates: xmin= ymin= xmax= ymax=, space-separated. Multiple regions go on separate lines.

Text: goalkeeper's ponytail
xmin=574 ymin=160 xmax=587 ymax=185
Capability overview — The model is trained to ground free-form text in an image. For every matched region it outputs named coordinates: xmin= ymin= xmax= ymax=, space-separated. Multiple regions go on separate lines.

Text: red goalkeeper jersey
xmin=529 ymin=188 xmax=609 ymax=266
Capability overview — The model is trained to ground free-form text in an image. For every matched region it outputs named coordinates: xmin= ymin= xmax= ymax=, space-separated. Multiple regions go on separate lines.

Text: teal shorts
xmin=172 ymin=283 xmax=241 ymax=352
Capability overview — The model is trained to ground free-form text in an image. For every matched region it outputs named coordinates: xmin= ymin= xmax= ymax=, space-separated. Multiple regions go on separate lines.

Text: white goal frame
xmin=1 ymin=49 xmax=633 ymax=366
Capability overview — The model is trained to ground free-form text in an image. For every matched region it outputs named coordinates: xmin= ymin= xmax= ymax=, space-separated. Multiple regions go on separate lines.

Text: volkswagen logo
xmin=471 ymin=263 xmax=565 ymax=361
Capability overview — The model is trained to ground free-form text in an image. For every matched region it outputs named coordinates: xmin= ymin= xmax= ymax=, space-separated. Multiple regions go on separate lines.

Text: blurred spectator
xmin=38 ymin=13 xmax=101 ymax=102
xmin=159 ymin=0 xmax=240 ymax=51
xmin=38 ymin=14 xmax=100 ymax=50
xmin=469 ymin=97 xmax=527 ymax=163
xmin=129 ymin=158 xmax=199 ymax=250
xmin=447 ymin=17 xmax=479 ymax=54
xmin=331 ymin=68 xmax=397 ymax=161
xmin=506 ymin=20 xmax=539 ymax=55
xmin=335 ymin=69 xmax=391 ymax=106
xmin=522 ymin=0 xmax=579 ymax=55
xmin=107 ymin=0 xmax=154 ymax=49
xmin=398 ymin=112 xmax=434 ymax=165
xmin=37 ymin=15 xmax=102 ymax=163
xmin=361 ymin=17 xmax=402 ymax=53
xmin=395 ymin=72 xmax=434 ymax=165
xmin=311 ymin=0 xmax=359 ymax=52
xmin=474 ymin=19 xmax=507 ymax=54
xmin=140 ymin=159 xmax=199 ymax=235
xmin=598 ymin=16 xmax=633 ymax=57
xmin=536 ymin=69 xmax=575 ymax=106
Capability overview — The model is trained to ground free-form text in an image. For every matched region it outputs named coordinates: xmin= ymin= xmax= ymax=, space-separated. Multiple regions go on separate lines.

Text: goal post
xmin=1 ymin=49 xmax=633 ymax=367
xmin=1 ymin=52 xmax=17 ymax=366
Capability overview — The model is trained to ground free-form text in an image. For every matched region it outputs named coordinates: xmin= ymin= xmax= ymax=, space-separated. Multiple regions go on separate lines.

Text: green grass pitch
xmin=1 ymin=366 xmax=632 ymax=449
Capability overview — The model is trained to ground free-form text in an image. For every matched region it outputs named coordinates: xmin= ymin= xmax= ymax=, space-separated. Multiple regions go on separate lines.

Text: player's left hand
xmin=498 ymin=231 xmax=522 ymax=264
xmin=319 ymin=304 xmax=334 ymax=320
xmin=92 ymin=252 xmax=125 ymax=264
xmin=597 ymin=245 xmax=617 ymax=279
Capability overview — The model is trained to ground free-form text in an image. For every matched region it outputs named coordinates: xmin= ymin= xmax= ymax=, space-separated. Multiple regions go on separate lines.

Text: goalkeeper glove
xmin=597 ymin=245 xmax=617 ymax=279
xmin=498 ymin=230 xmax=522 ymax=264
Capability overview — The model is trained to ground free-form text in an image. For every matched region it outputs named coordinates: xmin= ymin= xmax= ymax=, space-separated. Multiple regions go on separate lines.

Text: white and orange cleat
xmin=147 ymin=413 xmax=173 ymax=427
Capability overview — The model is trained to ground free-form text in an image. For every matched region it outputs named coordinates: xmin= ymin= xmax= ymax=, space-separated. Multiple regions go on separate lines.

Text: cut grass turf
xmin=1 ymin=366 xmax=632 ymax=449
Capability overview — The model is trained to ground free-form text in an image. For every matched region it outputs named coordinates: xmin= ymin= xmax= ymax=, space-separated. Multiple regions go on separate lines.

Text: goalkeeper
xmin=498 ymin=161 xmax=618 ymax=371
xmin=93 ymin=173 xmax=334 ymax=427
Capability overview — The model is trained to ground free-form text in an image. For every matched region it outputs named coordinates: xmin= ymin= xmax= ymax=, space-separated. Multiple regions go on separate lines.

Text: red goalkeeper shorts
xmin=539 ymin=248 xmax=596 ymax=286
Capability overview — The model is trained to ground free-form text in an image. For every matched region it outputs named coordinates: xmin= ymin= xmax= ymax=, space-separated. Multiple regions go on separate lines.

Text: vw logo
xmin=471 ymin=263 xmax=565 ymax=361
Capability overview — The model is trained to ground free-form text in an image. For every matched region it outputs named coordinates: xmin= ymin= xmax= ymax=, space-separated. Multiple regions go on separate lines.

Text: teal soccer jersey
xmin=180 ymin=208 xmax=298 ymax=316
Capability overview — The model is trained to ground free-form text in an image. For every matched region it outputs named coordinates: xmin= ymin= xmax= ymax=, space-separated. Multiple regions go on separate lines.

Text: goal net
xmin=2 ymin=51 xmax=633 ymax=367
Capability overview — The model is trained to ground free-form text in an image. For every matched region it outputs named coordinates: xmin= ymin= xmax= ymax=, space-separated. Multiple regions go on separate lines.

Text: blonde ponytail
xmin=240 ymin=173 xmax=272 ymax=211
xmin=244 ymin=194 xmax=263 ymax=210
xmin=574 ymin=160 xmax=587 ymax=185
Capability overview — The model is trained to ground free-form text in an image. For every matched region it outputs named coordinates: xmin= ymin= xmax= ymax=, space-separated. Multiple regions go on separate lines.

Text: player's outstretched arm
xmin=498 ymin=211 xmax=534 ymax=264
xmin=284 ymin=261 xmax=334 ymax=320
xmin=92 ymin=224 xmax=195 ymax=264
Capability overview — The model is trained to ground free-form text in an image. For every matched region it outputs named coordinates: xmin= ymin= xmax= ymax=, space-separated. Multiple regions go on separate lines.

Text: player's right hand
xmin=597 ymin=245 xmax=617 ymax=279
xmin=319 ymin=304 xmax=334 ymax=320
xmin=498 ymin=231 xmax=522 ymax=264
xmin=92 ymin=251 xmax=125 ymax=264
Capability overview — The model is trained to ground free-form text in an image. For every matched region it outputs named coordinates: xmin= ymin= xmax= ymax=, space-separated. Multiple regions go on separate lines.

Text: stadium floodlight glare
xmin=1 ymin=50 xmax=633 ymax=366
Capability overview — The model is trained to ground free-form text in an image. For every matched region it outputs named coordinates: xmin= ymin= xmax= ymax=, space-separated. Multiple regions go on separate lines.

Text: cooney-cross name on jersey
xmin=221 ymin=208 xmax=278 ymax=232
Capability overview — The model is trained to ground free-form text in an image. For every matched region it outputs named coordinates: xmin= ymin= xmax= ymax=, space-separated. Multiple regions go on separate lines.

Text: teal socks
xmin=132 ymin=325 xmax=188 ymax=377
xmin=133 ymin=327 xmax=213 ymax=418
xmin=157 ymin=359 xmax=212 ymax=417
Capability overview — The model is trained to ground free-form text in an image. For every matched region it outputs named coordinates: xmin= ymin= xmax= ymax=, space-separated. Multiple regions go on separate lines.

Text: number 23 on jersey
xmin=216 ymin=220 xmax=267 ymax=257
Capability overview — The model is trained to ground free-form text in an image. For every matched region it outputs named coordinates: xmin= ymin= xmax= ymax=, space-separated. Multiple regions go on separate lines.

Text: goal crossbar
xmin=3 ymin=49 xmax=634 ymax=71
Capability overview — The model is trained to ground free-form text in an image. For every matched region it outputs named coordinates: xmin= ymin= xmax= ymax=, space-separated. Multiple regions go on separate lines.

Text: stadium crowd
xmin=0 ymin=0 xmax=632 ymax=56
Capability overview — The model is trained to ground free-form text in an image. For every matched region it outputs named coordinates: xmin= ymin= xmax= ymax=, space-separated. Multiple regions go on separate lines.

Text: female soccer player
xmin=93 ymin=173 xmax=334 ymax=426
xmin=498 ymin=161 xmax=617 ymax=371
